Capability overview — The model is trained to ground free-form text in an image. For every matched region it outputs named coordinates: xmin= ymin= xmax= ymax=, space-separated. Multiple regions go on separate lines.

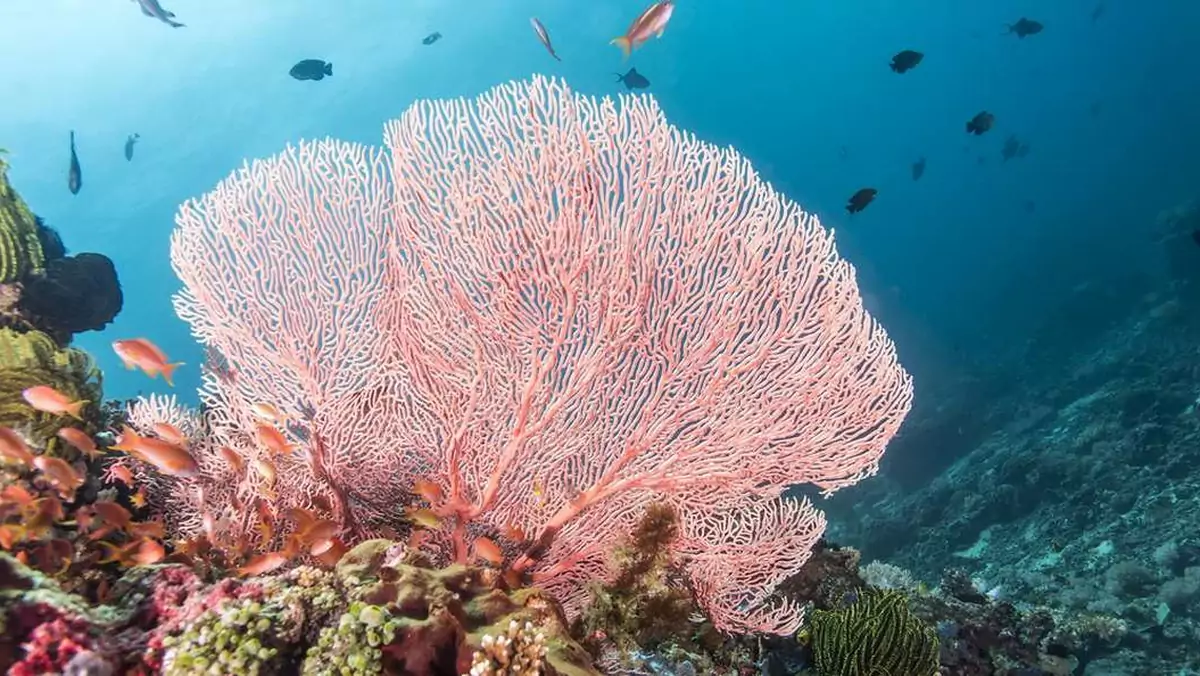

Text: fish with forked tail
xmin=132 ymin=0 xmax=184 ymax=28
xmin=290 ymin=59 xmax=333 ymax=81
xmin=616 ymin=68 xmax=650 ymax=90
xmin=1006 ymin=17 xmax=1042 ymax=38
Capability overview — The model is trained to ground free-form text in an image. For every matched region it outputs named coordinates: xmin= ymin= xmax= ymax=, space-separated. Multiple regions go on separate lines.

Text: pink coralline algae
xmin=130 ymin=75 xmax=913 ymax=634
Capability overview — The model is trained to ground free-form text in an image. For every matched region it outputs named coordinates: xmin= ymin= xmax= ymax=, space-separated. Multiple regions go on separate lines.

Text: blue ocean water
xmin=1 ymin=1 xmax=1196 ymax=409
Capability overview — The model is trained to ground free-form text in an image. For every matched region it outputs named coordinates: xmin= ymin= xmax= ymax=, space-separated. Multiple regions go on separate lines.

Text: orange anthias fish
xmin=0 ymin=426 xmax=35 ymax=466
xmin=80 ymin=500 xmax=133 ymax=540
xmin=249 ymin=403 xmax=289 ymax=426
xmin=473 ymin=536 xmax=505 ymax=566
xmin=151 ymin=422 xmax=188 ymax=447
xmin=611 ymin=1 xmax=675 ymax=59
xmin=98 ymin=537 xmax=164 ymax=567
xmin=110 ymin=426 xmax=199 ymax=478
xmin=255 ymin=424 xmax=296 ymax=456
xmin=57 ymin=427 xmax=104 ymax=460
xmin=111 ymin=338 xmax=184 ymax=386
xmin=105 ymin=462 xmax=135 ymax=487
xmin=238 ymin=549 xmax=292 ymax=577
xmin=311 ymin=537 xmax=348 ymax=567
xmin=219 ymin=447 xmax=245 ymax=474
xmin=32 ymin=456 xmax=85 ymax=500
xmin=22 ymin=386 xmax=88 ymax=420
xmin=412 ymin=478 xmax=443 ymax=504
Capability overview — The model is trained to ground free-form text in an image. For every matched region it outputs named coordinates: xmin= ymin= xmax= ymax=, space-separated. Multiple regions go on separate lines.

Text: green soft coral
xmin=162 ymin=599 xmax=281 ymax=675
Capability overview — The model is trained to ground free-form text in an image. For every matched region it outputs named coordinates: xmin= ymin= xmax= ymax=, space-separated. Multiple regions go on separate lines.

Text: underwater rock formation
xmin=0 ymin=158 xmax=124 ymax=344
xmin=18 ymin=252 xmax=124 ymax=336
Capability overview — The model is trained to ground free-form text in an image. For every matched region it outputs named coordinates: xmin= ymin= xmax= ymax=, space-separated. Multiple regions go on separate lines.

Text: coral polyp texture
xmin=136 ymin=75 xmax=912 ymax=634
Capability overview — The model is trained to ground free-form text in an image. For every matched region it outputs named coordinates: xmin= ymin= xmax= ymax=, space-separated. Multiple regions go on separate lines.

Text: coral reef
xmin=574 ymin=504 xmax=695 ymax=659
xmin=0 ymin=540 xmax=598 ymax=675
xmin=0 ymin=327 xmax=102 ymax=453
xmin=818 ymin=224 xmax=1200 ymax=673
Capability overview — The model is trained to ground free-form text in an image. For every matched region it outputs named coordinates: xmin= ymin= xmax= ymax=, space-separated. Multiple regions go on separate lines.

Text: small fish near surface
xmin=890 ymin=50 xmax=923 ymax=74
xmin=616 ymin=67 xmax=650 ymax=90
xmin=422 ymin=32 xmax=442 ymax=46
xmin=612 ymin=1 xmax=676 ymax=59
xmin=966 ymin=111 xmax=995 ymax=135
xmin=911 ymin=157 xmax=926 ymax=181
xmin=530 ymin=18 xmax=562 ymax=61
xmin=290 ymin=59 xmax=333 ymax=81
xmin=67 ymin=131 xmax=82 ymax=195
xmin=846 ymin=188 xmax=877 ymax=214
xmin=124 ymin=133 xmax=140 ymax=161
xmin=1006 ymin=18 xmax=1043 ymax=38
xmin=133 ymin=0 xmax=184 ymax=28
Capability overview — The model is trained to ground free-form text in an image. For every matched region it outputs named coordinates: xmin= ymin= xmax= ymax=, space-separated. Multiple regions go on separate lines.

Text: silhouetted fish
xmin=1192 ymin=229 xmax=1200 ymax=248
xmin=530 ymin=18 xmax=562 ymax=61
xmin=966 ymin=111 xmax=995 ymax=135
xmin=124 ymin=133 xmax=140 ymax=162
xmin=846 ymin=188 xmax=877 ymax=214
xmin=290 ymin=59 xmax=333 ymax=81
xmin=1003 ymin=135 xmax=1032 ymax=162
xmin=1006 ymin=18 xmax=1043 ymax=38
xmin=67 ymin=131 xmax=81 ymax=195
xmin=911 ymin=157 xmax=926 ymax=181
xmin=133 ymin=0 xmax=184 ymax=28
xmin=1001 ymin=135 xmax=1021 ymax=161
xmin=1024 ymin=200 xmax=1036 ymax=214
xmin=423 ymin=32 xmax=442 ymax=45
xmin=1091 ymin=4 xmax=1105 ymax=22
xmin=890 ymin=50 xmax=924 ymax=74
xmin=616 ymin=67 xmax=650 ymax=89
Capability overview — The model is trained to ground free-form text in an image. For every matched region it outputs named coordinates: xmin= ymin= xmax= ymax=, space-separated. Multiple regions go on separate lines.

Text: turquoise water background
xmin=0 ymin=1 xmax=1197 ymax=406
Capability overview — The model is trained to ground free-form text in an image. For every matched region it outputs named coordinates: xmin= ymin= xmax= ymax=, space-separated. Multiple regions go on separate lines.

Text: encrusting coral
xmin=469 ymin=620 xmax=548 ymax=675
xmin=0 ymin=540 xmax=599 ymax=675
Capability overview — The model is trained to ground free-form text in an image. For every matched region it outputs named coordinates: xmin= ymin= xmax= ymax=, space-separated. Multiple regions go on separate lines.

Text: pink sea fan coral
xmin=138 ymin=75 xmax=912 ymax=634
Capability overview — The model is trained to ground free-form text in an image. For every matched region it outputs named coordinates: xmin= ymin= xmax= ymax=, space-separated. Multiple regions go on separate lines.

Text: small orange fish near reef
xmin=111 ymin=426 xmax=199 ymax=478
xmin=112 ymin=338 xmax=184 ymax=386
xmin=22 ymin=385 xmax=87 ymax=420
